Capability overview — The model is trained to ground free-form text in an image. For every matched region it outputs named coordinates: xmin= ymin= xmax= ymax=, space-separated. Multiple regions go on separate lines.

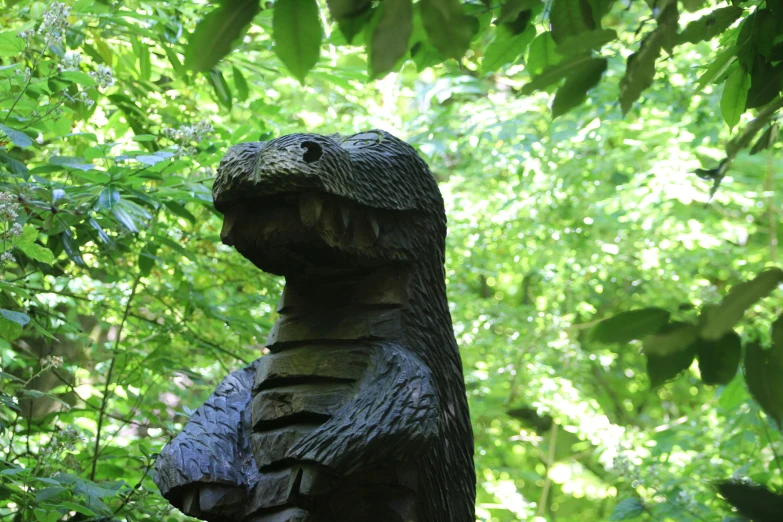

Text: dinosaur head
xmin=213 ymin=130 xmax=445 ymax=276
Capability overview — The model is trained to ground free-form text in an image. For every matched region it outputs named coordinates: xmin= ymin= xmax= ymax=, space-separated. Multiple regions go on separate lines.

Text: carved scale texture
xmin=156 ymin=362 xmax=260 ymax=506
xmin=289 ymin=342 xmax=439 ymax=472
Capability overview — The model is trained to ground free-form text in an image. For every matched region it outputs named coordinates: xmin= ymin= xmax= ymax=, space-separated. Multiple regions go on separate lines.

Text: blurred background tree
xmin=1 ymin=0 xmax=782 ymax=520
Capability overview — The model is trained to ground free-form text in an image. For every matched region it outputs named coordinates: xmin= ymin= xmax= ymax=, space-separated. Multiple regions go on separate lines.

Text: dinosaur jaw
xmin=218 ymin=191 xmax=416 ymax=277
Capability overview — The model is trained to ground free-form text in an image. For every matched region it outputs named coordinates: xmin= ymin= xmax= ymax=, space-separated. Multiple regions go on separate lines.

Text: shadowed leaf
xmin=591 ymin=308 xmax=670 ymax=344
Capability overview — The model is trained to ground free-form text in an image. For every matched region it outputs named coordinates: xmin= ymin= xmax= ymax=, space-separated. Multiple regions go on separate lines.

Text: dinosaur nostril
xmin=301 ymin=141 xmax=323 ymax=163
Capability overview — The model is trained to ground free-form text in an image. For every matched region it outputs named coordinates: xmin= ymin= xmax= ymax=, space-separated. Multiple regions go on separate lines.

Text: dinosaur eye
xmin=342 ymin=132 xmax=382 ymax=149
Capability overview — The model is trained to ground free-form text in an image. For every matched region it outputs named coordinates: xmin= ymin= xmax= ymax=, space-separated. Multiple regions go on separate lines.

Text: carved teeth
xmin=340 ymin=205 xmax=351 ymax=228
xmin=299 ymin=193 xmax=323 ymax=227
xmin=220 ymin=210 xmax=237 ymax=246
xmin=368 ymin=213 xmax=380 ymax=240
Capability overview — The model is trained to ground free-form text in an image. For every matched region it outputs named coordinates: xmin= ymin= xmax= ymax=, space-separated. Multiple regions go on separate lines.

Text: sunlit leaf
xmin=609 ymin=497 xmax=645 ymax=520
xmin=185 ymin=0 xmax=261 ymax=73
xmin=233 ymin=66 xmax=249 ymax=101
xmin=482 ymin=26 xmax=535 ymax=74
xmin=0 ymin=124 xmax=32 ymax=148
xmin=525 ymin=32 xmax=561 ymax=77
xmin=700 ymin=268 xmax=783 ymax=340
xmin=720 ymin=67 xmax=751 ymax=130
xmin=274 ymin=0 xmax=323 ymax=83
xmin=678 ymin=6 xmax=743 ymax=45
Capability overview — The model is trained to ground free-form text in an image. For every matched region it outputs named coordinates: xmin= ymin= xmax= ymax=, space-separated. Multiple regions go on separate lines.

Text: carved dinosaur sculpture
xmin=154 ymin=130 xmax=475 ymax=522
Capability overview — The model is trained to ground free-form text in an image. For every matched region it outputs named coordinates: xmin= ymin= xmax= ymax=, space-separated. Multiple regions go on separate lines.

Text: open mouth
xmin=218 ymin=192 xmax=392 ymax=275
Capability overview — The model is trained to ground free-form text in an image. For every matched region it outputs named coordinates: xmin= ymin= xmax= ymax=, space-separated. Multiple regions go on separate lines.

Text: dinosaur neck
xmin=267 ymin=265 xmax=412 ymax=349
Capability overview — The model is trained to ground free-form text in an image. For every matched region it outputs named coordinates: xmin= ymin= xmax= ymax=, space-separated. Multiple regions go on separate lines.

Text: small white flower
xmin=89 ymin=65 xmax=115 ymax=89
xmin=38 ymin=2 xmax=72 ymax=42
xmin=0 ymin=251 xmax=16 ymax=264
xmin=9 ymin=223 xmax=23 ymax=238
xmin=61 ymin=50 xmax=82 ymax=71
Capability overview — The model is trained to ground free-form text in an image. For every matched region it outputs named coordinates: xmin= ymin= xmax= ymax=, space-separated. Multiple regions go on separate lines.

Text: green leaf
xmin=696 ymin=45 xmax=736 ymax=90
xmin=526 ymin=32 xmax=561 ymax=77
xmin=521 ymin=53 xmax=597 ymax=95
xmin=497 ymin=0 xmax=537 ymax=34
xmin=134 ymin=37 xmax=152 ymax=81
xmin=139 ymin=244 xmax=158 ymax=277
xmin=58 ymin=502 xmax=95 ymax=517
xmin=750 ymin=123 xmax=780 ymax=155
xmin=726 ymin=97 xmax=783 ymax=158
xmin=0 ymin=308 xmax=30 ymax=326
xmin=419 ymin=0 xmax=477 ymax=59
xmin=735 ymin=11 xmax=758 ymax=70
xmin=207 ymin=69 xmax=233 ymax=110
xmin=328 ymin=0 xmax=373 ymax=43
xmin=185 ymin=0 xmax=261 ymax=73
xmin=696 ymin=331 xmax=741 ymax=386
xmin=98 ymin=187 xmax=120 ymax=210
xmin=0 ymin=317 xmax=22 ymax=341
xmin=647 ymin=343 xmax=696 ymax=388
xmin=164 ymin=201 xmax=197 ymax=224
xmin=746 ymin=60 xmax=783 ymax=110
xmin=328 ymin=0 xmax=371 ymax=19
xmin=0 ymin=124 xmax=32 ymax=148
xmin=591 ymin=307 xmax=670 ymax=344
xmin=700 ymin=268 xmax=783 ymax=341
xmin=274 ymin=0 xmax=323 ymax=83
xmin=233 ymin=66 xmax=249 ymax=101
xmin=556 ymin=28 xmax=616 ymax=56
xmin=112 ymin=206 xmax=139 ymax=233
xmin=678 ymin=6 xmax=743 ymax=45
xmin=721 ymin=67 xmax=751 ymax=130
xmin=369 ymin=0 xmax=413 ymax=77
xmin=609 ymin=497 xmax=645 ymax=520
xmin=551 ymin=57 xmax=606 ymax=118
xmin=619 ymin=4 xmax=677 ymax=114
xmin=16 ymin=242 xmax=55 ymax=265
xmin=59 ymin=71 xmax=98 ymax=87
xmin=0 ymin=31 xmax=25 ymax=57
xmin=745 ymin=335 xmax=783 ymax=428
xmin=497 ymin=0 xmax=539 ymax=24
xmin=719 ymin=376 xmax=747 ymax=410
xmin=482 ymin=26 xmax=535 ymax=74
xmin=642 ymin=321 xmax=698 ymax=357
xmin=549 ymin=0 xmax=595 ymax=45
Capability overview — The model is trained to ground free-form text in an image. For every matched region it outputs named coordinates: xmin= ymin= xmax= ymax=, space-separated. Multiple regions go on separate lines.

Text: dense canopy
xmin=1 ymin=0 xmax=783 ymax=521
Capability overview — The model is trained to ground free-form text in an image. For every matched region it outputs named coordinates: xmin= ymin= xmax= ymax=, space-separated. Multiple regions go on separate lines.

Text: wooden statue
xmin=154 ymin=130 xmax=475 ymax=522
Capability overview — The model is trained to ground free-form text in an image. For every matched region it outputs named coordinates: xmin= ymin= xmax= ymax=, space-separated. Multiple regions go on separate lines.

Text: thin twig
xmin=90 ymin=274 xmax=142 ymax=481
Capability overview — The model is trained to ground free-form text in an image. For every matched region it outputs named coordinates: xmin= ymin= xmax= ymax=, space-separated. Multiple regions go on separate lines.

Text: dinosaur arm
xmin=288 ymin=343 xmax=440 ymax=475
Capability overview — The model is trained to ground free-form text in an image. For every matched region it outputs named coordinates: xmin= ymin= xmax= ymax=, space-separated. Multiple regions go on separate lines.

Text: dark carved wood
xmin=154 ymin=130 xmax=475 ymax=521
